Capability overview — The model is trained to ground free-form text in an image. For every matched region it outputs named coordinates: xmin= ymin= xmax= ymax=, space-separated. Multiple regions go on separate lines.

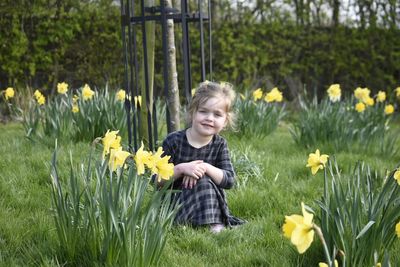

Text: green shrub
xmin=50 ymin=141 xmax=178 ymax=266
xmin=316 ymin=160 xmax=400 ymax=266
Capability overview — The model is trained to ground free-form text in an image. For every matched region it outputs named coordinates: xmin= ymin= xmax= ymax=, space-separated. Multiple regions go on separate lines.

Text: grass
xmin=0 ymin=121 xmax=400 ymax=266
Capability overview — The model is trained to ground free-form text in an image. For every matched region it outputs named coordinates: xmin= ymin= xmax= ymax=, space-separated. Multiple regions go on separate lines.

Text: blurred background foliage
xmin=0 ymin=0 xmax=399 ymax=98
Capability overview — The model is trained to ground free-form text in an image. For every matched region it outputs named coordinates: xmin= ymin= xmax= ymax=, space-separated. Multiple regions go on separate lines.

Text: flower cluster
xmin=354 ymin=87 xmax=374 ymax=106
xmin=101 ymin=130 xmax=174 ymax=181
xmin=134 ymin=143 xmax=174 ymax=181
xmin=351 ymin=86 xmax=395 ymax=115
xmin=116 ymin=89 xmax=126 ymax=102
xmin=327 ymin=84 xmax=341 ymax=102
xmin=3 ymin=87 xmax=15 ymax=100
xmin=252 ymin=87 xmax=283 ymax=102
xmin=325 ymin=83 xmax=397 ymax=115
xmin=34 ymin=90 xmax=46 ymax=105
xmin=265 ymin=88 xmax=283 ymax=103
xmin=57 ymin=82 xmax=68 ymax=95
xmin=82 ymin=84 xmax=95 ymax=101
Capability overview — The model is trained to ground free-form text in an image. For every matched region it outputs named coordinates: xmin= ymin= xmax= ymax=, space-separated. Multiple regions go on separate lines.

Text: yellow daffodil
xmin=102 ymin=130 xmax=122 ymax=158
xmin=37 ymin=95 xmax=46 ymax=105
xmin=34 ymin=89 xmax=42 ymax=99
xmin=116 ymin=89 xmax=126 ymax=102
xmin=134 ymin=95 xmax=142 ymax=108
xmin=355 ymin=102 xmax=366 ymax=113
xmin=191 ymin=88 xmax=196 ymax=96
xmin=376 ymin=91 xmax=386 ymax=102
xmin=384 ymin=104 xmax=394 ymax=115
xmin=396 ymin=221 xmax=400 ymax=238
xmin=394 ymin=170 xmax=400 ymax=185
xmin=395 ymin=87 xmax=400 ymax=98
xmin=252 ymin=88 xmax=263 ymax=101
xmin=134 ymin=142 xmax=152 ymax=175
xmin=327 ymin=84 xmax=341 ymax=102
xmin=73 ymin=94 xmax=79 ymax=103
xmin=4 ymin=87 xmax=15 ymax=100
xmin=376 ymin=263 xmax=381 ymax=267
xmin=148 ymin=147 xmax=174 ymax=181
xmin=109 ymin=147 xmax=131 ymax=172
xmin=265 ymin=87 xmax=283 ymax=103
xmin=72 ymin=105 xmax=79 ymax=113
xmin=319 ymin=260 xmax=338 ymax=267
xmin=306 ymin=149 xmax=329 ymax=175
xmin=282 ymin=202 xmax=314 ymax=254
xmin=365 ymin=96 xmax=374 ymax=106
xmin=82 ymin=84 xmax=94 ymax=101
xmin=57 ymin=82 xmax=68 ymax=95
xmin=354 ymin=87 xmax=371 ymax=103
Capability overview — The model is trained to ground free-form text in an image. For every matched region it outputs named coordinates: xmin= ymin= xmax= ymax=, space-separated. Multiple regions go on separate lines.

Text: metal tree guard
xmin=120 ymin=0 xmax=212 ymax=152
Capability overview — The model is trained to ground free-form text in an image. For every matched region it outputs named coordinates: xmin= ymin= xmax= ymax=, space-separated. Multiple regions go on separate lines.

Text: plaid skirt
xmin=173 ymin=176 xmax=246 ymax=227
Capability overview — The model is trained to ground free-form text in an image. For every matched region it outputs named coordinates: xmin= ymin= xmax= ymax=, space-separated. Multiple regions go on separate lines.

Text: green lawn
xmin=1 ymin=122 xmax=399 ymax=266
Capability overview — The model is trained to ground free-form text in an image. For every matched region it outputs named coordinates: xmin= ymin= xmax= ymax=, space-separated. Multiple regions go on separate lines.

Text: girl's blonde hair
xmin=187 ymin=81 xmax=236 ymax=129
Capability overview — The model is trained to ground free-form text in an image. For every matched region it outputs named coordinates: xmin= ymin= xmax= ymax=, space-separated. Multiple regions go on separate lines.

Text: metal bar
xmin=120 ymin=0 xmax=133 ymax=152
xmin=129 ymin=0 xmax=139 ymax=151
xmin=130 ymin=13 xmax=208 ymax=24
xmin=141 ymin=0 xmax=154 ymax=151
xmin=181 ymin=0 xmax=192 ymax=104
xmin=198 ymin=1 xmax=206 ymax=81
xmin=208 ymin=0 xmax=212 ymax=80
xmin=160 ymin=0 xmax=172 ymax=134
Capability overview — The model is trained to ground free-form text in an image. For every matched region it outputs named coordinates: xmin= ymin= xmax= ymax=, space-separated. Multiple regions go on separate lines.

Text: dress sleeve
xmin=162 ymin=134 xmax=174 ymax=163
xmin=215 ymin=139 xmax=235 ymax=189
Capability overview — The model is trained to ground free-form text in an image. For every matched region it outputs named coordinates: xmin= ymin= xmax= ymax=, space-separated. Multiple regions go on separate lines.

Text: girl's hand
xmin=179 ymin=160 xmax=206 ymax=179
xmin=182 ymin=175 xmax=198 ymax=189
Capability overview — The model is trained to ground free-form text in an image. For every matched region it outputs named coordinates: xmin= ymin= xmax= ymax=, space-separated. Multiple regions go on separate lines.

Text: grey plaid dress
xmin=162 ymin=129 xmax=245 ymax=227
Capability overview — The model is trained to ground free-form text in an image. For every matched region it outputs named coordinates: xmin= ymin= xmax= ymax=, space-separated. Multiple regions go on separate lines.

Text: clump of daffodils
xmin=354 ymin=87 xmax=374 ymax=107
xmin=101 ymin=130 xmax=174 ymax=181
xmin=264 ymin=87 xmax=283 ymax=103
xmin=34 ymin=90 xmax=46 ymax=105
xmin=376 ymin=91 xmax=386 ymax=103
xmin=355 ymin=102 xmax=366 ymax=113
xmin=327 ymin=84 xmax=341 ymax=102
xmin=252 ymin=88 xmax=263 ymax=101
xmin=384 ymin=104 xmax=394 ymax=115
xmin=306 ymin=149 xmax=329 ymax=175
xmin=116 ymin=89 xmax=126 ymax=102
xmin=57 ymin=82 xmax=68 ymax=95
xmin=82 ymin=84 xmax=95 ymax=101
xmin=3 ymin=87 xmax=15 ymax=100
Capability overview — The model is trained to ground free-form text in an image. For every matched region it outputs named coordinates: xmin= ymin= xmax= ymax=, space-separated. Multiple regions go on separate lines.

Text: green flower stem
xmin=313 ymin=224 xmax=332 ymax=266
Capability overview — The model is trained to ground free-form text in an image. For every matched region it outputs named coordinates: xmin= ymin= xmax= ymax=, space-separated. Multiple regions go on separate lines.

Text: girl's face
xmin=191 ymin=96 xmax=227 ymax=138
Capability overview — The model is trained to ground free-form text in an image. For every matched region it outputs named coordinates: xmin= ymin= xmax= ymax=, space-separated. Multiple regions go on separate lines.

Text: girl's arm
xmin=203 ymin=139 xmax=235 ymax=189
xmin=172 ymin=160 xmax=206 ymax=180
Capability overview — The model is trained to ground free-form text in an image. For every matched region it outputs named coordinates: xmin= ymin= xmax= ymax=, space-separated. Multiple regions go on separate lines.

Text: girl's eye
xmin=215 ymin=113 xmax=222 ymax=117
xmin=199 ymin=110 xmax=207 ymax=114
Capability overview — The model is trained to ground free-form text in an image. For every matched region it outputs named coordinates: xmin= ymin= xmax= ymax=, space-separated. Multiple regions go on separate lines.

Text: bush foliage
xmin=0 ymin=1 xmax=399 ymax=99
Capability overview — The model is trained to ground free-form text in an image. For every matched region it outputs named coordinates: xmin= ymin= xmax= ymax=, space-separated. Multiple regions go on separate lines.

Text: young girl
xmin=161 ymin=81 xmax=245 ymax=233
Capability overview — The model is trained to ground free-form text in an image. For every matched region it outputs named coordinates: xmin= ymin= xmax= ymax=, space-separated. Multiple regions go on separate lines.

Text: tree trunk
xmin=165 ymin=0 xmax=180 ymax=131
